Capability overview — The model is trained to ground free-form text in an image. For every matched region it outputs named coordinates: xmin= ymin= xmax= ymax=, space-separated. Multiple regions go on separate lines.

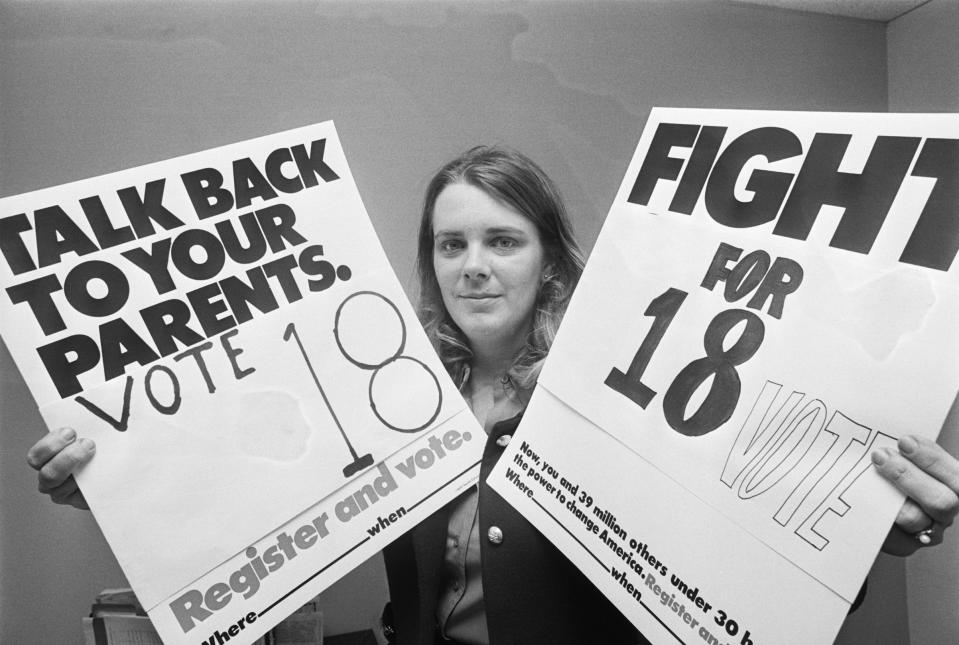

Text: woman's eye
xmin=492 ymin=237 xmax=518 ymax=249
xmin=438 ymin=239 xmax=464 ymax=253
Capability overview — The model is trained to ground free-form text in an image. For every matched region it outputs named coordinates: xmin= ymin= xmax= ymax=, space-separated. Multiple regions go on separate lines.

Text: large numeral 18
xmin=605 ymin=287 xmax=766 ymax=436
xmin=604 ymin=288 xmax=687 ymax=409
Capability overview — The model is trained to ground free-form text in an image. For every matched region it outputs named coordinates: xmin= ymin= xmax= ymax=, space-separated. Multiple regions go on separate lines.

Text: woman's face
xmin=432 ymin=182 xmax=546 ymax=351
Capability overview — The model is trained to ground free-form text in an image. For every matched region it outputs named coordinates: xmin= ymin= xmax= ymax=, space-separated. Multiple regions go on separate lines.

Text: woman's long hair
xmin=416 ymin=146 xmax=585 ymax=390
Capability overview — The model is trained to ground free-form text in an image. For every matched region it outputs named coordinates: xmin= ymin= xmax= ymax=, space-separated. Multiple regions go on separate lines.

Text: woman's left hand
xmin=872 ymin=434 xmax=959 ymax=556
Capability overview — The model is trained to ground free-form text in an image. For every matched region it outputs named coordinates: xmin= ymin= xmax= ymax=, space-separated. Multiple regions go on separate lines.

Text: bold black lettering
xmin=291 ymin=139 xmax=340 ymax=187
xmin=723 ymin=250 xmax=770 ymax=302
xmin=219 ymin=267 xmax=280 ymax=324
xmin=140 ymin=298 xmax=205 ymax=356
xmin=262 ymin=254 xmax=303 ymax=303
xmin=775 ymin=134 xmax=920 ymax=254
xmin=265 ymin=148 xmax=304 ymax=193
xmin=171 ymin=229 xmax=226 ymax=280
xmin=117 ymin=179 xmax=185 ymax=238
xmin=900 ymin=138 xmax=959 ymax=271
xmin=0 ymin=213 xmax=37 ymax=274
xmin=6 ymin=274 xmax=66 ymax=334
xmin=100 ymin=318 xmax=161 ymax=381
xmin=34 ymin=205 xmax=99 ymax=268
xmin=122 ymin=238 xmax=176 ymax=294
xmin=181 ymin=168 xmax=234 ymax=220
xmin=670 ymin=126 xmax=726 ymax=214
xmin=215 ymin=211 xmax=267 ymax=264
xmin=186 ymin=283 xmax=236 ymax=337
xmin=627 ymin=123 xmax=700 ymax=206
xmin=701 ymin=243 xmax=743 ymax=292
xmin=297 ymin=244 xmax=336 ymax=292
xmin=663 ymin=309 xmax=765 ymax=436
xmin=79 ymin=195 xmax=135 ymax=249
xmin=254 ymin=203 xmax=307 ymax=252
xmin=704 ymin=127 xmax=802 ymax=228
xmin=605 ymin=287 xmax=687 ymax=410
xmin=37 ymin=334 xmax=101 ymax=398
xmin=233 ymin=157 xmax=279 ymax=209
xmin=747 ymin=256 xmax=803 ymax=320
xmin=63 ymin=260 xmax=130 ymax=317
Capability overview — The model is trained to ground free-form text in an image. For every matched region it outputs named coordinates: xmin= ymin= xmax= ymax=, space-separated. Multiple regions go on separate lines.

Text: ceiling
xmin=734 ymin=0 xmax=931 ymax=22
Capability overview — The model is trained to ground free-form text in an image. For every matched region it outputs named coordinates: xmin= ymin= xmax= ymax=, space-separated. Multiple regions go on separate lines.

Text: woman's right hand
xmin=26 ymin=428 xmax=96 ymax=510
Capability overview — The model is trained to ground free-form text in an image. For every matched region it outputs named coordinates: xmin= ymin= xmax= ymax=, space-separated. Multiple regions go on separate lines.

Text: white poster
xmin=0 ymin=122 xmax=483 ymax=644
xmin=489 ymin=108 xmax=959 ymax=644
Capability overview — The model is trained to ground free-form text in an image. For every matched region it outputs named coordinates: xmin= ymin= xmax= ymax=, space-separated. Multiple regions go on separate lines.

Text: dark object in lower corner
xmin=326 ymin=629 xmax=378 ymax=645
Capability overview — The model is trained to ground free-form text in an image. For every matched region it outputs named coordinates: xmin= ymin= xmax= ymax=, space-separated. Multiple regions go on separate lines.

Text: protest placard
xmin=489 ymin=109 xmax=959 ymax=644
xmin=0 ymin=122 xmax=483 ymax=645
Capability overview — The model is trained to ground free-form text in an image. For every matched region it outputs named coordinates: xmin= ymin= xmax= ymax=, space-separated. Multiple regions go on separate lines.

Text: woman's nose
xmin=462 ymin=246 xmax=489 ymax=280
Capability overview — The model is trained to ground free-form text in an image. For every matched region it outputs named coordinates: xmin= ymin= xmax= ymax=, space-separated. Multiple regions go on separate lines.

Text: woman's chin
xmin=460 ymin=320 xmax=503 ymax=343
xmin=459 ymin=318 xmax=531 ymax=351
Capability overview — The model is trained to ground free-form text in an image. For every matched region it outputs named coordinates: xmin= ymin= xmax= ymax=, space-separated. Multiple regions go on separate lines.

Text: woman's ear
xmin=541 ymin=263 xmax=557 ymax=284
xmin=540 ymin=264 xmax=559 ymax=284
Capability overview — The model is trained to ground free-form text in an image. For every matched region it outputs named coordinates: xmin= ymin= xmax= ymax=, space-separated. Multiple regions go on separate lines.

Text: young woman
xmin=28 ymin=146 xmax=959 ymax=645
xmin=382 ymin=146 xmax=637 ymax=644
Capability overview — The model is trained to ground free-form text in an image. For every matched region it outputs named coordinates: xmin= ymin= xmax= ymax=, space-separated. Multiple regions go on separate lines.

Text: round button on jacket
xmin=487 ymin=526 xmax=504 ymax=545
xmin=495 ymin=434 xmax=512 ymax=447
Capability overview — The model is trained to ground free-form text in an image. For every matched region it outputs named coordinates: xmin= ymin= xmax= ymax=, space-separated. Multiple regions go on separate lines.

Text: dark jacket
xmin=383 ymin=413 xmax=644 ymax=645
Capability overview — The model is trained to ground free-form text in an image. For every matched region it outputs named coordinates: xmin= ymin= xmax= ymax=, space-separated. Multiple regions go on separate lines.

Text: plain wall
xmin=0 ymin=1 xmax=926 ymax=643
xmin=888 ymin=0 xmax=959 ymax=112
xmin=887 ymin=3 xmax=959 ymax=643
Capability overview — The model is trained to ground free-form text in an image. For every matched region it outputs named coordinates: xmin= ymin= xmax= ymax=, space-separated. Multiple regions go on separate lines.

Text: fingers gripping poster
xmin=489 ymin=109 xmax=959 ymax=645
xmin=0 ymin=122 xmax=484 ymax=644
